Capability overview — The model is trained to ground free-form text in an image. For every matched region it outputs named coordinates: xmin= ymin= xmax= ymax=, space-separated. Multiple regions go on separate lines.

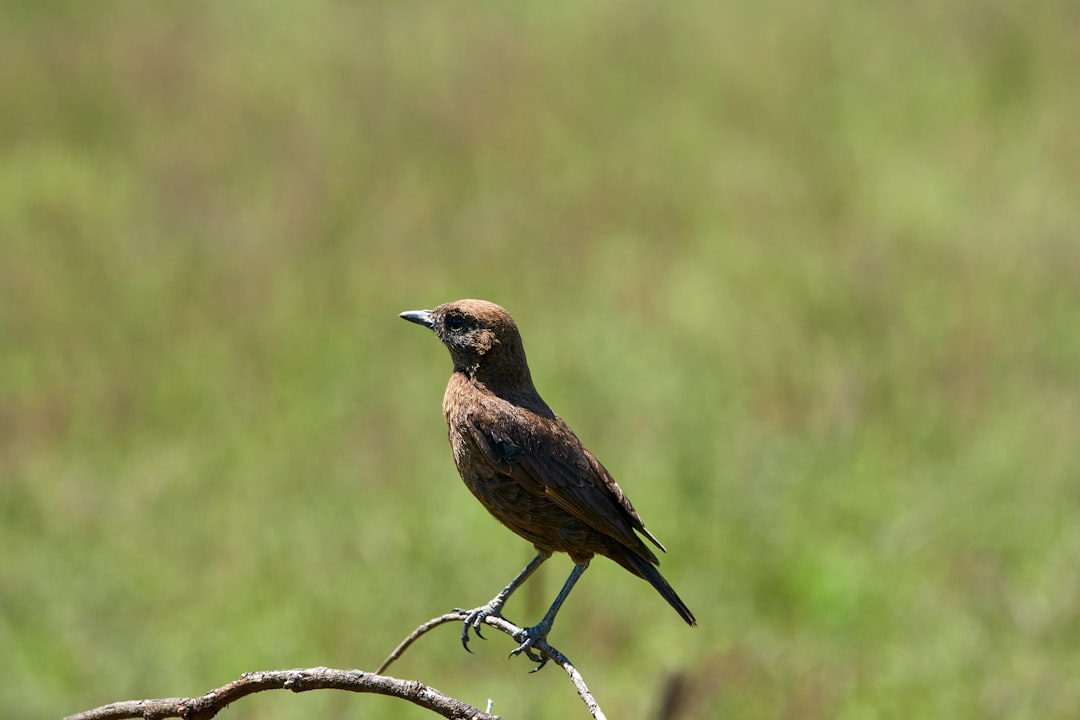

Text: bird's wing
xmin=466 ymin=414 xmax=662 ymax=562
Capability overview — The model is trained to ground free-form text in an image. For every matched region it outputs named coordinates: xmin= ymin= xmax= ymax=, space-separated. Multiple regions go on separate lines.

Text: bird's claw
xmin=509 ymin=625 xmax=551 ymax=672
xmin=455 ymin=603 xmax=503 ymax=652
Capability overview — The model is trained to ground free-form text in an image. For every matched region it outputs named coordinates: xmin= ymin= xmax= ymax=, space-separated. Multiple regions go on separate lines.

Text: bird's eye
xmin=447 ymin=314 xmax=468 ymax=331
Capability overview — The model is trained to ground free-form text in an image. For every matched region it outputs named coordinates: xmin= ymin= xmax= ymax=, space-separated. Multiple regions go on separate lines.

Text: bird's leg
xmin=457 ymin=549 xmax=551 ymax=652
xmin=510 ymin=560 xmax=590 ymax=671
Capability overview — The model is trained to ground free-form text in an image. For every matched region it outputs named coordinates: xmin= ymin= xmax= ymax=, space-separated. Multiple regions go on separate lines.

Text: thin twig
xmin=533 ymin=643 xmax=607 ymax=720
xmin=64 ymin=667 xmax=498 ymax=720
xmin=379 ymin=610 xmax=608 ymax=720
xmin=377 ymin=612 xmax=465 ymax=674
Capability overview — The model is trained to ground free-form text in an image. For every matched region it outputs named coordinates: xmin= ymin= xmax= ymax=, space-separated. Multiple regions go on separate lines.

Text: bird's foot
xmin=454 ymin=601 xmax=505 ymax=652
xmin=509 ymin=622 xmax=552 ymax=672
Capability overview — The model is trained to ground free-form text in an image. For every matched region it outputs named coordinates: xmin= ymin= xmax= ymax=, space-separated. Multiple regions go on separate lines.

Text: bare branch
xmin=64 ymin=667 xmax=498 ymax=720
xmin=380 ymin=611 xmax=608 ymax=720
xmin=377 ymin=612 xmax=466 ymax=674
xmin=530 ymin=642 xmax=607 ymax=720
xmin=67 ymin=611 xmax=609 ymax=720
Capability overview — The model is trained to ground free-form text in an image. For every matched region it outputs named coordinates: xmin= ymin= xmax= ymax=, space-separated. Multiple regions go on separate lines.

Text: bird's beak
xmin=399 ymin=309 xmax=436 ymax=330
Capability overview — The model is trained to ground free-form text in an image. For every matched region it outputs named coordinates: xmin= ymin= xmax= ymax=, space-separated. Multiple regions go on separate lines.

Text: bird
xmin=400 ymin=299 xmax=695 ymax=668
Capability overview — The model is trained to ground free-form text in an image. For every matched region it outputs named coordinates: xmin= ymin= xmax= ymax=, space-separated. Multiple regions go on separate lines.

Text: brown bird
xmin=400 ymin=299 xmax=696 ymax=667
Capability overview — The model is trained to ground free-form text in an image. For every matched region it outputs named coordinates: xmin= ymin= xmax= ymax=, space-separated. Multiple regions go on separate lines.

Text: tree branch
xmin=66 ymin=610 xmax=607 ymax=720
xmin=63 ymin=667 xmax=497 ymax=720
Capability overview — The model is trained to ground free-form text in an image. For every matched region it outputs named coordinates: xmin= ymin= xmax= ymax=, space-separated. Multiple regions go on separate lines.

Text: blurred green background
xmin=2 ymin=1 xmax=1078 ymax=718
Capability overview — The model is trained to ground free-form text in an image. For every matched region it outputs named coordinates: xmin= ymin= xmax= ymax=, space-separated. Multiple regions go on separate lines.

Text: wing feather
xmin=466 ymin=412 xmax=662 ymax=563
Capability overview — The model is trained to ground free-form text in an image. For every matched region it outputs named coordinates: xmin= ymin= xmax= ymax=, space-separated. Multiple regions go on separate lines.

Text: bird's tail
xmin=620 ymin=550 xmax=697 ymax=627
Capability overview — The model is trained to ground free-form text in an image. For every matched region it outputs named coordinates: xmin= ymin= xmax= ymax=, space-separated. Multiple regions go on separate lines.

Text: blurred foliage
xmin=2 ymin=1 xmax=1078 ymax=719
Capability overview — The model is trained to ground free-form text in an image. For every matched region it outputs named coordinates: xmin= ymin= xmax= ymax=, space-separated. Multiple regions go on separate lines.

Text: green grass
xmin=2 ymin=2 xmax=1078 ymax=718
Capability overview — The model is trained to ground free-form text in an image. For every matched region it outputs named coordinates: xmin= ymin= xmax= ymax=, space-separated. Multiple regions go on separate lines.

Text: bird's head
xmin=400 ymin=299 xmax=534 ymax=391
